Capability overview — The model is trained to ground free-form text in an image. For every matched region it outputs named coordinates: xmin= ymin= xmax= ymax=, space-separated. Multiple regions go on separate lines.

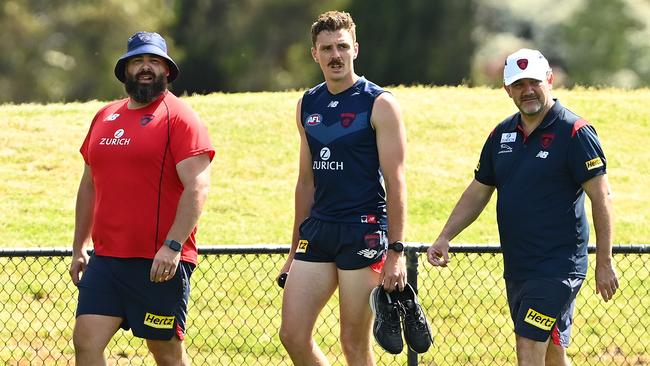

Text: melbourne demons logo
xmin=540 ymin=133 xmax=555 ymax=149
xmin=517 ymin=58 xmax=528 ymax=70
xmin=364 ymin=233 xmax=380 ymax=248
xmin=306 ymin=114 xmax=322 ymax=126
xmin=140 ymin=114 xmax=155 ymax=126
xmin=340 ymin=113 xmax=356 ymax=128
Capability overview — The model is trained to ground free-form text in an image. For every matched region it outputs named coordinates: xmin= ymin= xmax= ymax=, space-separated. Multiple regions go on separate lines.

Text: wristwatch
xmin=387 ymin=241 xmax=404 ymax=253
xmin=164 ymin=239 xmax=183 ymax=252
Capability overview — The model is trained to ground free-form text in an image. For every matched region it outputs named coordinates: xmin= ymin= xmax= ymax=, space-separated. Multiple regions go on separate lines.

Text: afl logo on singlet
xmin=306 ymin=114 xmax=322 ymax=126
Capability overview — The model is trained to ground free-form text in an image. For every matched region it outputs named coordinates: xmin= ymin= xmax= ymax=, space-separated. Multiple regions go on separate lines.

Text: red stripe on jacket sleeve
xmin=572 ymin=119 xmax=590 ymax=137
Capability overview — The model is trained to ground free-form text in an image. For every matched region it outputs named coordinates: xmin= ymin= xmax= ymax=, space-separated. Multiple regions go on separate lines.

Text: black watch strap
xmin=387 ymin=241 xmax=404 ymax=253
xmin=164 ymin=239 xmax=183 ymax=252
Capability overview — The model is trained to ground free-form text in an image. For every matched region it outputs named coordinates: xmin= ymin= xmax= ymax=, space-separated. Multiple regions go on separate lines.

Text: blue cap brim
xmin=114 ymin=44 xmax=179 ymax=83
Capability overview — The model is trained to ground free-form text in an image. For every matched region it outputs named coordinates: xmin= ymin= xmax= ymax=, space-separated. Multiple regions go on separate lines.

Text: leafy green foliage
xmin=348 ymin=0 xmax=475 ymax=86
xmin=5 ymin=0 xmax=650 ymax=104
xmin=0 ymin=0 xmax=174 ymax=103
xmin=556 ymin=0 xmax=644 ymax=87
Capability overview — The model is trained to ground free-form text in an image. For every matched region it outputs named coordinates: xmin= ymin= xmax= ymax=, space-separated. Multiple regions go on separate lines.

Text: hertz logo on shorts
xmin=143 ymin=313 xmax=175 ymax=329
xmin=296 ymin=239 xmax=309 ymax=253
xmin=524 ymin=308 xmax=556 ymax=331
xmin=585 ymin=157 xmax=604 ymax=170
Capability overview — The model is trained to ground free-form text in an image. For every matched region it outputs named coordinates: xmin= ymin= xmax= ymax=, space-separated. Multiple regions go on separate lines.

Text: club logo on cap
xmin=517 ymin=59 xmax=528 ymax=70
xmin=137 ymin=33 xmax=152 ymax=42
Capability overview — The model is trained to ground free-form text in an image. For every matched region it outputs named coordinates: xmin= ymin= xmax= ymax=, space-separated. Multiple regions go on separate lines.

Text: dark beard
xmin=125 ymin=72 xmax=167 ymax=104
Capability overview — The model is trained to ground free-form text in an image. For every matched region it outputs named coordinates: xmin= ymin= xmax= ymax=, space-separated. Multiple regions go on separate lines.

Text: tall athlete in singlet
xmin=278 ymin=11 xmax=408 ymax=365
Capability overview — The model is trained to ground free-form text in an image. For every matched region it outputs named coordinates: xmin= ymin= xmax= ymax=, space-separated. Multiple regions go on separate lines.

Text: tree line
xmin=1 ymin=0 xmax=648 ymax=104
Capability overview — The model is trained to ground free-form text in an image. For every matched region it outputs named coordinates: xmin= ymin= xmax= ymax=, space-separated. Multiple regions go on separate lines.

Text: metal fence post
xmin=405 ymin=245 xmax=419 ymax=366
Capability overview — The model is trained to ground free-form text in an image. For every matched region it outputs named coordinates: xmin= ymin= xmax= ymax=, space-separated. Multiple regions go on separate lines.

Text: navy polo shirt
xmin=475 ymin=99 xmax=607 ymax=280
xmin=301 ymin=77 xmax=387 ymax=224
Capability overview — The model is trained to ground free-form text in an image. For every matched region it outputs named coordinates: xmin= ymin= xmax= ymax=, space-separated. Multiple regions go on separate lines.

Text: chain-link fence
xmin=1 ymin=245 xmax=648 ymax=365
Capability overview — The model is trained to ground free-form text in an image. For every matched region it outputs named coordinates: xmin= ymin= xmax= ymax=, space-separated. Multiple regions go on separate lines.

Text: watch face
xmin=166 ymin=240 xmax=182 ymax=252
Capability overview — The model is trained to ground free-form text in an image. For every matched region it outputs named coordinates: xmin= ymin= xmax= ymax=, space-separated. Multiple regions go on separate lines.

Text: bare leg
xmin=279 ymin=260 xmax=338 ymax=366
xmin=338 ymin=266 xmax=379 ymax=366
xmin=73 ymin=314 xmax=122 ymax=366
xmin=147 ymin=337 xmax=190 ymax=366
xmin=545 ymin=341 xmax=571 ymax=366
xmin=516 ymin=334 xmax=549 ymax=366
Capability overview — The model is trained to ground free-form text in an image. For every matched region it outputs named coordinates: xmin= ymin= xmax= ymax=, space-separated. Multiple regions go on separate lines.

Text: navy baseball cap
xmin=114 ymin=31 xmax=179 ymax=83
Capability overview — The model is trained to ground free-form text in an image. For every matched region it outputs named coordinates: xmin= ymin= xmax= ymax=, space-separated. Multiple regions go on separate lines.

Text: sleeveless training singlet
xmin=301 ymin=77 xmax=387 ymax=224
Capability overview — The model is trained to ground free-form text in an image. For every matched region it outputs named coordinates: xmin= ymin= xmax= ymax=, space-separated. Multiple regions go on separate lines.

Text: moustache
xmin=136 ymin=71 xmax=156 ymax=79
xmin=328 ymin=59 xmax=344 ymax=67
xmin=520 ymin=93 xmax=538 ymax=101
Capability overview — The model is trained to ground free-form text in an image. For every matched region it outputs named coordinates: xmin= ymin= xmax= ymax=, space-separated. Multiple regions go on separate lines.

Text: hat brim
xmin=504 ymin=70 xmax=547 ymax=86
xmin=114 ymin=44 xmax=179 ymax=83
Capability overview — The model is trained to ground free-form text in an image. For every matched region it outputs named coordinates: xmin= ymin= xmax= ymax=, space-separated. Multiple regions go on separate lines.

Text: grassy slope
xmin=0 ymin=87 xmax=649 ymax=246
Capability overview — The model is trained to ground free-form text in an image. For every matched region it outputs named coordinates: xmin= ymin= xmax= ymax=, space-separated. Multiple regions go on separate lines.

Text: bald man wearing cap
xmin=427 ymin=48 xmax=619 ymax=366
xmin=69 ymin=31 xmax=214 ymax=365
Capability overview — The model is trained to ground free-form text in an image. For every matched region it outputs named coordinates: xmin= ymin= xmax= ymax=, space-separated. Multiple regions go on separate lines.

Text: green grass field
xmin=0 ymin=87 xmax=650 ymax=247
xmin=1 ymin=86 xmax=649 ymax=246
xmin=0 ymin=87 xmax=649 ymax=365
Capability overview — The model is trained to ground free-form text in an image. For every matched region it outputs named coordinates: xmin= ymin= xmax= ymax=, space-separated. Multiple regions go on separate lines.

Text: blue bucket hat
xmin=114 ymin=31 xmax=179 ymax=83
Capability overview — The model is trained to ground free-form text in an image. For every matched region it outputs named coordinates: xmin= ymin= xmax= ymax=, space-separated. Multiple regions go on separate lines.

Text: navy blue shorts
xmin=76 ymin=255 xmax=195 ymax=340
xmin=294 ymin=217 xmax=387 ymax=270
xmin=506 ymin=277 xmax=583 ymax=347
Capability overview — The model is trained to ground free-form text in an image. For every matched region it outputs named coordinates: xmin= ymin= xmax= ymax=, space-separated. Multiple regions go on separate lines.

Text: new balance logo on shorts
xmin=524 ymin=308 xmax=555 ymax=331
xmin=357 ymin=248 xmax=379 ymax=258
xmin=143 ymin=312 xmax=175 ymax=329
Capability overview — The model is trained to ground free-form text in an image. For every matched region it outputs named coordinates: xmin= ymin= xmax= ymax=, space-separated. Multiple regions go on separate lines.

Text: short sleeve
xmin=474 ymin=129 xmax=496 ymax=186
xmin=568 ymin=123 xmax=606 ymax=184
xmin=79 ymin=112 xmax=103 ymax=165
xmin=169 ymin=103 xmax=215 ymax=164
